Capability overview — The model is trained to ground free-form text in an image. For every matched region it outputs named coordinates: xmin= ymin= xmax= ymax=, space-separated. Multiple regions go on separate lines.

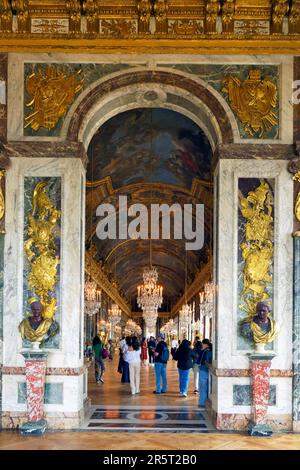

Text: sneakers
xmin=153 ymin=391 xmax=160 ymax=394
xmin=182 ymin=393 xmax=187 ymax=397
xmin=100 ymin=377 xmax=104 ymax=383
xmin=194 ymin=390 xmax=198 ymax=394
xmin=161 ymin=390 xmax=166 ymax=394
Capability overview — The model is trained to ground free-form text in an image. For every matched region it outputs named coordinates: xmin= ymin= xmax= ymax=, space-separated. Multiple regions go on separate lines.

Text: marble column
xmin=248 ymin=353 xmax=276 ymax=436
xmin=293 ymin=234 xmax=300 ymax=431
xmin=20 ymin=351 xmax=48 ymax=435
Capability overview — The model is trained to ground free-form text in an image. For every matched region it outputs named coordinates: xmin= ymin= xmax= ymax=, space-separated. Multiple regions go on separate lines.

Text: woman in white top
xmin=124 ymin=337 xmax=141 ymax=395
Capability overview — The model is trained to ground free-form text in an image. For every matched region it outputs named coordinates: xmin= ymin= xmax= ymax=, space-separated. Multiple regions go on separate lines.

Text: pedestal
xmin=19 ymin=350 xmax=48 ymax=435
xmin=248 ymin=352 xmax=276 ymax=437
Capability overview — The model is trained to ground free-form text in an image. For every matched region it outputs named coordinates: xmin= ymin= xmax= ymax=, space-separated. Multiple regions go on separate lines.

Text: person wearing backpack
xmin=174 ymin=339 xmax=195 ymax=397
xmin=197 ymin=339 xmax=212 ymax=407
xmin=153 ymin=333 xmax=169 ymax=394
xmin=92 ymin=334 xmax=105 ymax=384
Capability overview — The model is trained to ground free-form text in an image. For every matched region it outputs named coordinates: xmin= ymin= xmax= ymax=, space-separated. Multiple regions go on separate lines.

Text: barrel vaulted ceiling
xmin=86 ymin=108 xmax=213 ymax=311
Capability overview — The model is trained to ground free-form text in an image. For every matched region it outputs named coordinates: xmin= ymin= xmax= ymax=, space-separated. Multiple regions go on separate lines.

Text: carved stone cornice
xmin=216 ymin=143 xmax=296 ymax=161
xmin=170 ymin=260 xmax=211 ymax=316
xmin=85 ymin=251 xmax=131 ymax=317
xmin=0 ymin=141 xmax=88 ymax=165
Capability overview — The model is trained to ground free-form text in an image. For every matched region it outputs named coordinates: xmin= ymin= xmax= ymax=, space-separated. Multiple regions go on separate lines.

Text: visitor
xmin=174 ymin=339 xmax=195 ymax=397
xmin=124 ymin=336 xmax=141 ymax=395
xmin=148 ymin=336 xmax=156 ymax=365
xmin=153 ymin=333 xmax=169 ymax=394
xmin=108 ymin=339 xmax=115 ymax=360
xmin=117 ymin=336 xmax=125 ymax=374
xmin=197 ymin=339 xmax=212 ymax=407
xmin=140 ymin=337 xmax=148 ymax=365
xmin=192 ymin=336 xmax=202 ymax=394
xmin=171 ymin=336 xmax=178 ymax=359
xmin=121 ymin=336 xmax=131 ymax=383
xmin=92 ymin=334 xmax=105 ymax=384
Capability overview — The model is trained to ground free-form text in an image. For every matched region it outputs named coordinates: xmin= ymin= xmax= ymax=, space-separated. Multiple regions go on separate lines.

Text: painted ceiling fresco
xmin=87 ymin=109 xmax=213 ymax=310
xmin=87 ymin=108 xmax=212 ymax=188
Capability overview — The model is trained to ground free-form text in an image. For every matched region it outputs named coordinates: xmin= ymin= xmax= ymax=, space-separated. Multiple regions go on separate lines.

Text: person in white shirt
xmin=124 ymin=337 xmax=141 ymax=395
xmin=171 ymin=336 xmax=178 ymax=360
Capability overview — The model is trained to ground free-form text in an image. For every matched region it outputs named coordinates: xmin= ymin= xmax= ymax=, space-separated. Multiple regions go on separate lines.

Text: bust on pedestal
xmin=18 ymin=300 xmax=59 ymax=435
xmin=241 ymin=302 xmax=279 ymax=436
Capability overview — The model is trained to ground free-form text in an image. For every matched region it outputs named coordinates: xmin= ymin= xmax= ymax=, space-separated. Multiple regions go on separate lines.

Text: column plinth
xmin=248 ymin=352 xmax=276 ymax=437
xmin=19 ymin=350 xmax=48 ymax=435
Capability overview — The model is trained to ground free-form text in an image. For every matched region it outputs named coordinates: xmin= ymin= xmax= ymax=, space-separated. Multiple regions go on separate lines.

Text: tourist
xmin=124 ymin=336 xmax=141 ymax=395
xmin=148 ymin=336 xmax=156 ymax=365
xmin=108 ymin=339 xmax=115 ymax=360
xmin=153 ymin=333 xmax=169 ymax=394
xmin=121 ymin=336 xmax=131 ymax=383
xmin=192 ymin=336 xmax=202 ymax=394
xmin=171 ymin=336 xmax=178 ymax=359
xmin=174 ymin=339 xmax=195 ymax=397
xmin=92 ymin=334 xmax=105 ymax=384
xmin=140 ymin=337 xmax=148 ymax=365
xmin=197 ymin=339 xmax=212 ymax=407
xmin=117 ymin=336 xmax=125 ymax=374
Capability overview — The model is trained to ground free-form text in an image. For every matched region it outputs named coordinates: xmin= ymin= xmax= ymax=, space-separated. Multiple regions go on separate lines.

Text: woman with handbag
xmin=92 ymin=334 xmax=106 ymax=384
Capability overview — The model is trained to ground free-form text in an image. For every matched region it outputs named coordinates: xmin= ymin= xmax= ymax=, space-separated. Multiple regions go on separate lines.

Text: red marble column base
xmin=19 ymin=351 xmax=48 ymax=435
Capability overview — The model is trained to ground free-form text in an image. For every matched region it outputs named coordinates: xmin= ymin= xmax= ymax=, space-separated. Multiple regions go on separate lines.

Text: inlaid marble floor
xmin=84 ymin=356 xmax=213 ymax=431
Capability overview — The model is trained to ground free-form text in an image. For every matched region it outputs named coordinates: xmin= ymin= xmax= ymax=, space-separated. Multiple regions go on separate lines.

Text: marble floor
xmin=84 ymin=356 xmax=213 ymax=431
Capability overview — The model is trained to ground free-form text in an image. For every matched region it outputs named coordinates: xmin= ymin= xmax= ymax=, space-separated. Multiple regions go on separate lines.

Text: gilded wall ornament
xmin=293 ymin=171 xmax=300 ymax=230
xmin=239 ymin=181 xmax=273 ymax=319
xmin=0 ymin=169 xmax=5 ymax=234
xmin=222 ymin=69 xmax=278 ymax=137
xmin=24 ymin=181 xmax=61 ymax=321
xmin=0 ymin=0 xmax=13 ymax=33
xmin=24 ymin=65 xmax=83 ymax=131
xmin=271 ymin=0 xmax=289 ymax=34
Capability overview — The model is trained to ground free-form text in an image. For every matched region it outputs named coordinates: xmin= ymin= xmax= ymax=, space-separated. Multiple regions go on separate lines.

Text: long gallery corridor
xmin=83 ymin=356 xmax=213 ymax=432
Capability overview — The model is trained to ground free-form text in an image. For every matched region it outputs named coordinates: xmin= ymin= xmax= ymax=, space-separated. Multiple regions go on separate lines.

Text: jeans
xmin=155 ymin=362 xmax=167 ymax=393
xmin=178 ymin=368 xmax=191 ymax=395
xmin=95 ymin=358 xmax=105 ymax=382
xmin=199 ymin=366 xmax=209 ymax=406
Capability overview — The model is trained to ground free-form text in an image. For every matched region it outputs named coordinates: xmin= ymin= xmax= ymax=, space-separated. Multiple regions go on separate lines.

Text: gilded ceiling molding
xmin=271 ymin=0 xmax=290 ymax=34
xmin=85 ymin=248 xmax=131 ymax=316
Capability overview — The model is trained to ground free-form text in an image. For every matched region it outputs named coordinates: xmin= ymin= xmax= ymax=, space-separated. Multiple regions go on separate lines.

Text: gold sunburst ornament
xmin=222 ymin=69 xmax=278 ymax=138
xmin=24 ymin=65 xmax=83 ymax=131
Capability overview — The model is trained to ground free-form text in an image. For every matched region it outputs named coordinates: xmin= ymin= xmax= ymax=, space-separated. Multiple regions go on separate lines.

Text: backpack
xmin=160 ymin=344 xmax=169 ymax=363
xmin=102 ymin=348 xmax=109 ymax=359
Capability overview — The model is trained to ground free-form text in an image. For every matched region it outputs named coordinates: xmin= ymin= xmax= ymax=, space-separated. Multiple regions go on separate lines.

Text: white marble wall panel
xmin=3 ymin=157 xmax=85 ymax=369
xmin=216 ymin=159 xmax=293 ymax=370
xmin=2 ymin=374 xmax=85 ymax=413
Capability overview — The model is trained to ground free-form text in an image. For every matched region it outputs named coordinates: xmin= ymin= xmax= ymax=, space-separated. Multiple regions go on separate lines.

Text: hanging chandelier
xmin=179 ymin=303 xmax=192 ymax=330
xmin=108 ymin=303 xmax=122 ymax=327
xmin=137 ymin=267 xmax=163 ymax=312
xmin=84 ymin=281 xmax=101 ymax=316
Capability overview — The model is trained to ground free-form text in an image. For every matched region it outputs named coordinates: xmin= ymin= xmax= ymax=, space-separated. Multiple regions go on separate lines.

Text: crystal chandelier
xmin=179 ymin=303 xmax=192 ymax=330
xmin=137 ymin=267 xmax=163 ymax=312
xmin=142 ymin=307 xmax=159 ymax=330
xmin=84 ymin=281 xmax=101 ymax=316
xmin=108 ymin=303 xmax=122 ymax=327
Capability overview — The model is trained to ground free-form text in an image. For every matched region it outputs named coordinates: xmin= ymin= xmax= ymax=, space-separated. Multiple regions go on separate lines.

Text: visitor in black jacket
xmin=174 ymin=339 xmax=195 ymax=397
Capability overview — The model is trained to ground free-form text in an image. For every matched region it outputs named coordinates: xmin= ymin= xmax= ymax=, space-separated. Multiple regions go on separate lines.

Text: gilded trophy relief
xmin=237 ymin=179 xmax=275 ymax=349
xmin=22 ymin=177 xmax=61 ymax=348
xmin=222 ymin=68 xmax=279 ymax=139
xmin=24 ymin=65 xmax=83 ymax=133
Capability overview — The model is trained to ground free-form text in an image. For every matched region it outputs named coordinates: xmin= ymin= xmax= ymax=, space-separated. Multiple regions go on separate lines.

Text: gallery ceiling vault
xmin=85 ymin=108 xmax=213 ymax=311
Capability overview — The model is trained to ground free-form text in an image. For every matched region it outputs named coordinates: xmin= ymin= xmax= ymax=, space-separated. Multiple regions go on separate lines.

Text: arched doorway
xmin=83 ymin=107 xmax=215 ymax=431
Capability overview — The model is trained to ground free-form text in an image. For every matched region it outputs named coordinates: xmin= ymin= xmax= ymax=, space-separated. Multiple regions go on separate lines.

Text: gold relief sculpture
xmin=154 ymin=0 xmax=168 ymax=34
xmin=222 ymin=0 xmax=235 ymax=33
xmin=12 ymin=0 xmax=30 ymax=33
xmin=289 ymin=0 xmax=300 ymax=34
xmin=101 ymin=19 xmax=137 ymax=37
xmin=0 ymin=0 xmax=13 ymax=33
xmin=271 ymin=0 xmax=289 ymax=34
xmin=66 ymin=0 xmax=81 ymax=34
xmin=222 ymin=69 xmax=278 ymax=138
xmin=239 ymin=181 xmax=273 ymax=319
xmin=82 ymin=0 xmax=99 ymax=34
xmin=24 ymin=65 xmax=83 ymax=131
xmin=137 ymin=0 xmax=152 ymax=33
xmin=293 ymin=172 xmax=300 ymax=233
xmin=170 ymin=20 xmax=204 ymax=35
xmin=205 ymin=0 xmax=221 ymax=33
xmin=24 ymin=181 xmax=61 ymax=322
